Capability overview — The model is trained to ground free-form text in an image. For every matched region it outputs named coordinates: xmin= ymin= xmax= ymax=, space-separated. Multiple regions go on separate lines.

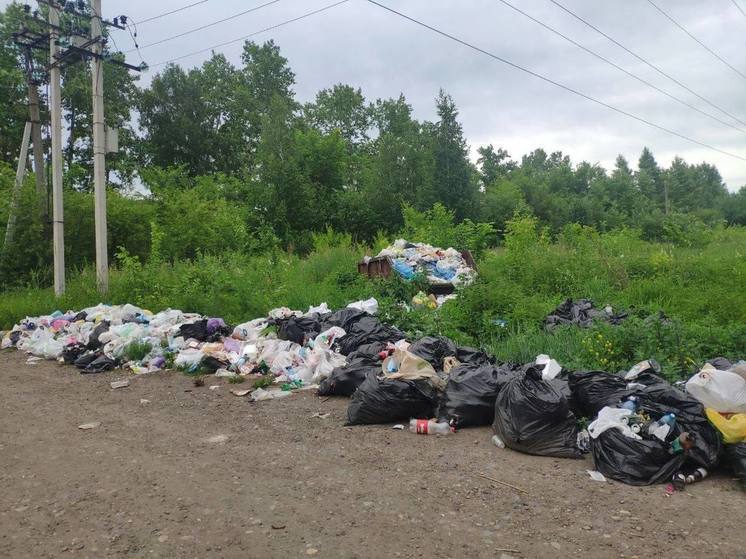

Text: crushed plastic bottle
xmin=492 ymin=434 xmax=506 ymax=448
xmin=409 ymin=418 xmax=454 ymax=435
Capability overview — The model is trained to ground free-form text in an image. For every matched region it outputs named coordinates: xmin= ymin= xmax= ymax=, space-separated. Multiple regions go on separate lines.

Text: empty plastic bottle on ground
xmin=409 ymin=418 xmax=453 ymax=435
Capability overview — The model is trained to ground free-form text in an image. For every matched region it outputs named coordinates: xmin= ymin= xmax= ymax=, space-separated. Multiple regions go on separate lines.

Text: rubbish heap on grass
xmin=2 ymin=298 xmax=743 ymax=489
xmin=374 ymin=239 xmax=476 ymax=287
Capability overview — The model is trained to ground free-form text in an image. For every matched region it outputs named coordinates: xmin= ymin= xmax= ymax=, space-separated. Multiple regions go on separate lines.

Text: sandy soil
xmin=0 ymin=349 xmax=743 ymax=559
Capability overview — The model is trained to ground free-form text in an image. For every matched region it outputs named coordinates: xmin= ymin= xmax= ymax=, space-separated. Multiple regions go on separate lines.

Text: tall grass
xmin=2 ymin=221 xmax=745 ymax=378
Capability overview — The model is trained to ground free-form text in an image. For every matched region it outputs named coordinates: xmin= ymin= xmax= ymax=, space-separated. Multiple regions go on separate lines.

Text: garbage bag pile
xmin=0 ymin=299 xmax=388 ymax=389
xmin=4 ymin=300 xmax=746 ymax=488
xmin=374 ymin=239 xmax=476 ymax=286
xmin=544 ymin=298 xmax=627 ymax=330
xmin=684 ymin=359 xmax=746 ymax=483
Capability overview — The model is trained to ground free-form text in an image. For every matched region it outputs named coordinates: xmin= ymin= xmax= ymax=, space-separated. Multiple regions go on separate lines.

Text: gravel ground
xmin=0 ymin=349 xmax=743 ymax=558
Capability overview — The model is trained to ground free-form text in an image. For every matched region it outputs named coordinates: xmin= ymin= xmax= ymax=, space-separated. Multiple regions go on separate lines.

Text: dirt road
xmin=0 ymin=350 xmax=742 ymax=558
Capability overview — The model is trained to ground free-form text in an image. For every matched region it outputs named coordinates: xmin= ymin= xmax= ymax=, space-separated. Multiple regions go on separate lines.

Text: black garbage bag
xmin=591 ymin=427 xmax=686 ymax=486
xmin=351 ymin=341 xmax=388 ymax=359
xmin=321 ymin=308 xmax=367 ymax=332
xmin=74 ymin=352 xmax=100 ymax=370
xmin=706 ymin=356 xmax=732 ymax=370
xmin=9 ymin=330 xmax=22 ymax=346
xmin=440 ymin=363 xmax=522 ymax=427
xmin=86 ymin=321 xmax=110 ymax=351
xmin=569 ymin=370 xmax=630 ymax=418
xmin=318 ymin=342 xmax=387 ymax=396
xmin=336 ymin=316 xmax=404 ymax=355
xmin=61 ymin=343 xmax=88 ymax=365
xmin=493 ymin=366 xmax=582 ymax=458
xmin=274 ymin=315 xmax=321 ymax=345
xmin=346 ymin=372 xmax=438 ymax=425
xmin=544 ymin=298 xmax=627 ymax=330
xmin=81 ymin=354 xmax=116 ymax=374
xmin=456 ymin=346 xmax=494 ymax=366
xmin=319 ymin=360 xmax=379 ymax=397
xmin=178 ymin=318 xmax=231 ymax=343
xmin=70 ymin=311 xmax=87 ymax=322
xmin=636 ymin=389 xmax=722 ymax=469
xmin=724 ymin=443 xmax=746 ymax=481
xmin=408 ymin=336 xmax=458 ymax=369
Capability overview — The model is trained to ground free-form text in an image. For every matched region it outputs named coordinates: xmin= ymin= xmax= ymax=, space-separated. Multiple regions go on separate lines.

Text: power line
xmin=646 ymin=0 xmax=746 ymax=81
xmin=548 ymin=0 xmax=746 ymax=128
xmin=126 ymin=0 xmax=283 ymax=53
xmin=364 ymin=0 xmax=746 ymax=163
xmin=134 ymin=0 xmax=211 ymax=25
xmin=733 ymin=0 xmax=746 ymax=18
xmin=495 ymin=0 xmax=746 ymax=135
xmin=151 ymin=0 xmax=350 ymax=68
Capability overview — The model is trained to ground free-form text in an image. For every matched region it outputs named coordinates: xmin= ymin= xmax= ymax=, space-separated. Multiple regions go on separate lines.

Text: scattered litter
xmin=587 ymin=470 xmax=607 ymax=482
xmin=492 ymin=435 xmax=505 ymax=448
xmin=78 ymin=422 xmax=101 ymax=430
xmin=271 ymin=523 xmax=286 ymax=530
xmin=3 ymin=298 xmax=743 ymax=490
xmin=26 ymin=356 xmax=43 ymax=365
xmin=544 ymin=298 xmax=626 ymax=330
xmin=251 ymin=388 xmax=292 ymax=402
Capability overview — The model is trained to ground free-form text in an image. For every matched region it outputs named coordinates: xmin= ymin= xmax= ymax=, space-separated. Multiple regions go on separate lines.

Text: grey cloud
xmin=7 ymin=0 xmax=744 ymax=187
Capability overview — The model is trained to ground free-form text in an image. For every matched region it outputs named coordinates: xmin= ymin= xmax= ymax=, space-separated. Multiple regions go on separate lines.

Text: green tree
xmin=477 ymin=144 xmax=516 ymax=187
xmin=426 ymin=90 xmax=477 ymax=219
xmin=304 ymin=84 xmax=372 ymax=146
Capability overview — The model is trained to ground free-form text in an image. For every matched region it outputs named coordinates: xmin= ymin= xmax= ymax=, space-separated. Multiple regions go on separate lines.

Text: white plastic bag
xmin=686 ymin=364 xmax=746 ymax=413
xmin=536 ymin=354 xmax=562 ymax=380
xmin=587 ymin=406 xmax=641 ymax=440
xmin=346 ymin=298 xmax=379 ymax=315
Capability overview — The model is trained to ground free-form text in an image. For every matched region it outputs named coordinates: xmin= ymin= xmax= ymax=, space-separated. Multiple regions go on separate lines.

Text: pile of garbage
xmin=544 ymin=298 xmax=627 ymax=330
xmin=375 ymin=239 xmax=476 ymax=287
xmin=2 ymin=300 xmax=745 ymax=489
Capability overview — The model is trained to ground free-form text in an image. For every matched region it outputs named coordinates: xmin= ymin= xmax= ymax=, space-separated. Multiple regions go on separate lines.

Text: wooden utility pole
xmin=49 ymin=1 xmax=65 ymax=296
xmin=91 ymin=0 xmax=108 ymax=293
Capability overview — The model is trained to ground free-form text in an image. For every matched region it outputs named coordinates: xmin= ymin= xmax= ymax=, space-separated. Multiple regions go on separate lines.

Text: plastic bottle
xmin=648 ymin=412 xmax=676 ymax=441
xmin=620 ymin=396 xmax=639 ymax=412
xmin=685 ymin=467 xmax=708 ymax=484
xmin=409 ymin=418 xmax=453 ymax=435
xmin=492 ymin=434 xmax=506 ymax=448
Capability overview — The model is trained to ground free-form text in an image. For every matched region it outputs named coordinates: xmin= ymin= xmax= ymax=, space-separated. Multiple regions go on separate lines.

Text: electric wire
xmin=496 ymin=0 xmax=746 ymax=134
xmin=134 ymin=0 xmax=211 ymax=26
xmin=548 ymin=0 xmax=746 ymax=128
xmin=150 ymin=0 xmax=350 ymax=68
xmin=646 ymin=0 xmax=746 ymax=80
xmin=364 ymin=0 xmax=746 ymax=163
xmin=126 ymin=0 xmax=283 ymax=53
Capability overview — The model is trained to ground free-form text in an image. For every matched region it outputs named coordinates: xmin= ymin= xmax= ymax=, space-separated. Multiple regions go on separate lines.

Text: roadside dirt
xmin=0 ymin=349 xmax=743 ymax=559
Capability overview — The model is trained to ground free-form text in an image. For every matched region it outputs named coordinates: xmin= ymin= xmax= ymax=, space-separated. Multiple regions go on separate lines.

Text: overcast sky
xmin=10 ymin=0 xmax=745 ymax=188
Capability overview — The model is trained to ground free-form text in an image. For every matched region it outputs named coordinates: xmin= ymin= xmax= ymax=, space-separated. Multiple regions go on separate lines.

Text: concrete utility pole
xmin=91 ymin=0 xmax=108 ymax=293
xmin=27 ymin=84 xmax=47 ymax=220
xmin=49 ymin=1 xmax=65 ymax=296
xmin=2 ymin=122 xmax=32 ymax=256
